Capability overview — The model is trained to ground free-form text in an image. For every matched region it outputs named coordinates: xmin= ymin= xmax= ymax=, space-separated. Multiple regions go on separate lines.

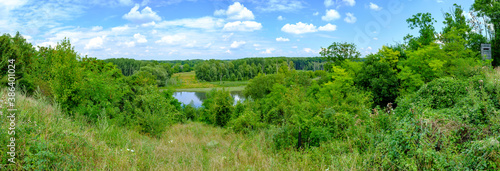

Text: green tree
xmin=320 ymin=42 xmax=361 ymax=66
xmin=472 ymin=0 xmax=500 ymax=65
xmin=405 ymin=13 xmax=437 ymax=50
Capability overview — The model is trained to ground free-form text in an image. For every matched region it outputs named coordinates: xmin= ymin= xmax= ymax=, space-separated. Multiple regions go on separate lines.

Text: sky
xmin=0 ymin=0 xmax=476 ymax=60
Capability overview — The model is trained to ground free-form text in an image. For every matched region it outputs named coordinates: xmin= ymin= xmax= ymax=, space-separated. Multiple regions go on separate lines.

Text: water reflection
xmin=173 ymin=91 xmax=245 ymax=108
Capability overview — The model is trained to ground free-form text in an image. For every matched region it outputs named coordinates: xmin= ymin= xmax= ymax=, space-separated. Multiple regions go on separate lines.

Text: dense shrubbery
xmin=0 ymin=33 xmax=182 ymax=138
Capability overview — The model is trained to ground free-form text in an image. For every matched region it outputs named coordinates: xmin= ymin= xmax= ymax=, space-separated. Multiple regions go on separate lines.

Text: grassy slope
xmin=1 ymin=92 xmax=361 ymax=170
xmin=168 ymin=71 xmax=247 ymax=92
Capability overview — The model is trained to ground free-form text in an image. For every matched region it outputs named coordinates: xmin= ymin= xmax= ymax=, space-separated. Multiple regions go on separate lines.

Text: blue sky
xmin=0 ymin=0 xmax=476 ymax=60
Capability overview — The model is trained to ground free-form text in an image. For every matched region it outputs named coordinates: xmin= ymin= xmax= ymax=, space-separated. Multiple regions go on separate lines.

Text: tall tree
xmin=405 ymin=13 xmax=437 ymax=50
xmin=472 ymin=0 xmax=500 ymax=65
xmin=320 ymin=42 xmax=361 ymax=66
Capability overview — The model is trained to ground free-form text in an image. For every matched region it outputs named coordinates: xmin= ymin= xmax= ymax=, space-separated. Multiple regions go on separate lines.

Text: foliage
xmin=320 ymin=42 xmax=361 ymax=65
xmin=405 ymin=13 xmax=437 ymax=50
xmin=201 ymin=89 xmax=234 ymax=127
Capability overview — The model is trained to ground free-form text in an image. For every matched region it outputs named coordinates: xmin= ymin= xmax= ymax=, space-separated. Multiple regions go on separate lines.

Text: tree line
xmin=194 ymin=57 xmax=326 ymax=82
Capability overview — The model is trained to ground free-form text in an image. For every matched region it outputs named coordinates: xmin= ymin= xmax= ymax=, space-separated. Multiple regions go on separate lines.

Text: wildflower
xmin=131 ymin=150 xmax=134 ymax=152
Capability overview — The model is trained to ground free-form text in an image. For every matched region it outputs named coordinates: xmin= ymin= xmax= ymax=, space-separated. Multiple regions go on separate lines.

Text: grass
xmin=175 ymin=86 xmax=246 ymax=92
xmin=0 ymin=90 xmax=363 ymax=170
xmin=166 ymin=71 xmax=248 ymax=92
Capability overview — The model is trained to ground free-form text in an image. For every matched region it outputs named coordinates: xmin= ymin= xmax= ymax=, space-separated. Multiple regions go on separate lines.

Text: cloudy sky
xmin=0 ymin=0 xmax=475 ymax=60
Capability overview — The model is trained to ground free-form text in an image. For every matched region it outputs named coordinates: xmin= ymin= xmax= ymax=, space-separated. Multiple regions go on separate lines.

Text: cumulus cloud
xmin=277 ymin=16 xmax=284 ymax=20
xmin=322 ymin=9 xmax=341 ymax=21
xmin=230 ymin=41 xmax=246 ymax=48
xmin=276 ymin=37 xmax=290 ymax=42
xmin=134 ymin=33 xmax=147 ymax=43
xmin=123 ymin=4 xmax=161 ymax=24
xmin=369 ymin=2 xmax=382 ymax=11
xmin=318 ymin=23 xmax=337 ymax=31
xmin=260 ymin=48 xmax=275 ymax=54
xmin=313 ymin=12 xmax=319 ymax=16
xmin=303 ymin=48 xmax=316 ymax=53
xmin=281 ymin=22 xmax=317 ymax=34
xmin=344 ymin=13 xmax=357 ymax=23
xmin=85 ymin=36 xmax=106 ymax=50
xmin=223 ymin=21 xmax=262 ymax=32
xmin=225 ymin=2 xmax=255 ymax=20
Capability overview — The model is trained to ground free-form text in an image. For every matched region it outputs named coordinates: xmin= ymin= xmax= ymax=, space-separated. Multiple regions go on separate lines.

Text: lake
xmin=173 ymin=91 xmax=245 ymax=108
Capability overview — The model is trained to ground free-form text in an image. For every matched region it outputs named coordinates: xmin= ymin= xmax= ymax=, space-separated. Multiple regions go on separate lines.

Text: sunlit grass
xmin=166 ymin=71 xmax=248 ymax=91
xmin=2 ymin=91 xmax=364 ymax=170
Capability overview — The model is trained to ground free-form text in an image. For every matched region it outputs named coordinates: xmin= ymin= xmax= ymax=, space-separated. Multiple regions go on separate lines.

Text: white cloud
xmin=37 ymin=41 xmax=57 ymax=48
xmin=318 ymin=23 xmax=337 ymax=31
xmin=214 ymin=9 xmax=226 ymax=16
xmin=277 ymin=16 xmax=284 ymax=20
xmin=124 ymin=41 xmax=135 ymax=47
xmin=122 ymin=4 xmax=161 ymax=24
xmin=281 ymin=22 xmax=317 ymax=34
xmin=276 ymin=37 xmax=290 ymax=42
xmin=303 ymin=48 xmax=316 ymax=53
xmin=156 ymin=17 xmax=224 ymax=30
xmin=292 ymin=46 xmax=298 ymax=48
xmin=344 ymin=13 xmax=357 ymax=23
xmin=322 ymin=9 xmax=341 ymax=21
xmin=230 ymin=41 xmax=246 ymax=48
xmin=111 ymin=25 xmax=131 ymax=32
xmin=261 ymin=48 xmax=275 ymax=54
xmin=344 ymin=0 xmax=355 ymax=6
xmin=324 ymin=0 xmax=334 ymax=7
xmin=226 ymin=2 xmax=254 ymax=20
xmin=151 ymin=30 xmax=157 ymax=34
xmin=258 ymin=0 xmax=304 ymax=12
xmin=141 ymin=21 xmax=156 ymax=27
xmin=134 ymin=33 xmax=147 ymax=43
xmin=91 ymin=26 xmax=103 ymax=31
xmin=369 ymin=3 xmax=382 ymax=11
xmin=313 ymin=12 xmax=319 ymax=16
xmin=85 ymin=36 xmax=106 ymax=50
xmin=253 ymin=44 xmax=260 ymax=47
xmin=223 ymin=21 xmax=262 ymax=32
xmin=373 ymin=37 xmax=378 ymax=40
xmin=155 ymin=34 xmax=186 ymax=45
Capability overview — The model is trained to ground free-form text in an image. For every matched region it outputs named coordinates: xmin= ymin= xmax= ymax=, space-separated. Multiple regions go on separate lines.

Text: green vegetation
xmin=194 ymin=57 xmax=326 ymax=82
xmin=0 ymin=1 xmax=499 ymax=170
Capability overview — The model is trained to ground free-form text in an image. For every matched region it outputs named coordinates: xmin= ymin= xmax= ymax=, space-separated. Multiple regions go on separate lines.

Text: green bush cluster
xmin=0 ymin=33 xmax=184 ymax=138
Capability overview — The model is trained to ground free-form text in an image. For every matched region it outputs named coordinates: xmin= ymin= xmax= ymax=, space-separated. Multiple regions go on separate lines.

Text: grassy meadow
xmin=167 ymin=71 xmax=247 ymax=92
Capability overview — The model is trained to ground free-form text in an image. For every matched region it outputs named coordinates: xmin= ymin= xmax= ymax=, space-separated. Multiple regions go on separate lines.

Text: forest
xmin=0 ymin=1 xmax=499 ymax=170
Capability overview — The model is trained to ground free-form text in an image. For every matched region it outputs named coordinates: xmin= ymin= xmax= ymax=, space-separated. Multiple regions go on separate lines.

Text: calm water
xmin=173 ymin=91 xmax=245 ymax=108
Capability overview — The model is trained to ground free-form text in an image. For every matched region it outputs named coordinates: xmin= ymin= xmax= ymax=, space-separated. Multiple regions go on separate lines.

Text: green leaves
xmin=320 ymin=42 xmax=361 ymax=66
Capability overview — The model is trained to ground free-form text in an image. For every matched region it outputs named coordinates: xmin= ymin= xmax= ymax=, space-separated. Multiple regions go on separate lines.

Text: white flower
xmin=131 ymin=150 xmax=134 ymax=152
xmin=127 ymin=149 xmax=130 ymax=151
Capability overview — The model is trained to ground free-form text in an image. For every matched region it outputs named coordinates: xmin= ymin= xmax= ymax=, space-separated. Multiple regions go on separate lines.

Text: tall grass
xmin=1 ymin=90 xmax=364 ymax=170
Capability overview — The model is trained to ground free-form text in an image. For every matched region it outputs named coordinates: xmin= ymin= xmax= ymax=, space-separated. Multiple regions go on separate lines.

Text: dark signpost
xmin=481 ymin=43 xmax=492 ymax=60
